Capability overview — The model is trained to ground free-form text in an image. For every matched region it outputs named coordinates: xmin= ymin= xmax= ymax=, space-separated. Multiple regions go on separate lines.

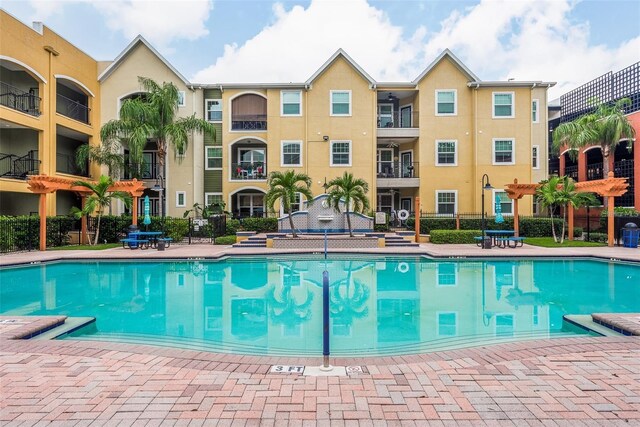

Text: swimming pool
xmin=1 ymin=256 xmax=638 ymax=356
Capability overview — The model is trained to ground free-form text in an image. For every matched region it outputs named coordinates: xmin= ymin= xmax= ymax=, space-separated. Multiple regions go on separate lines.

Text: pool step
xmin=385 ymin=234 xmax=419 ymax=247
xmin=31 ymin=317 xmax=96 ymax=340
xmin=563 ymin=315 xmax=625 ymax=337
xmin=233 ymin=236 xmax=267 ymax=248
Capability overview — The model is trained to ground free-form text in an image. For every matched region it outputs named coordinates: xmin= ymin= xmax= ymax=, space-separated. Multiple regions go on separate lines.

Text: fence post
xmin=456 ymin=213 xmax=460 ymax=230
xmin=189 ymin=217 xmax=192 ymax=245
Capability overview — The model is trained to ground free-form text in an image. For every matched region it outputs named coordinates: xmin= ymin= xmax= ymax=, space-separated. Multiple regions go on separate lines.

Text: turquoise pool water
xmin=1 ymin=256 xmax=638 ymax=356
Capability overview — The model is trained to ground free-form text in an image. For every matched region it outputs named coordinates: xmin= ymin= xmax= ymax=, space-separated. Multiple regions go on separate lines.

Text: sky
xmin=2 ymin=0 xmax=639 ymax=99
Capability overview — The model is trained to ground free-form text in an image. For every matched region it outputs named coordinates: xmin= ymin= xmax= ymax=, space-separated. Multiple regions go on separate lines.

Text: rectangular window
xmin=437 ymin=263 xmax=457 ymax=286
xmin=493 ymin=92 xmax=514 ymax=118
xmin=205 ymin=146 xmax=222 ymax=170
xmin=532 ymin=145 xmax=539 ymax=169
xmin=176 ymin=191 xmax=186 ymax=208
xmin=436 ymin=90 xmax=456 ymax=115
xmin=436 ymin=191 xmax=456 ymax=215
xmin=494 ymin=190 xmax=513 ymax=215
xmin=495 ymin=314 xmax=514 ymax=337
xmin=533 ymin=306 xmax=539 ymax=326
xmin=206 ymin=99 xmax=222 ymax=122
xmin=281 ymin=141 xmax=302 ymax=166
xmin=281 ymin=90 xmax=301 ymax=116
xmin=205 ymin=193 xmax=223 ymax=208
xmin=437 ymin=312 xmax=457 ymax=337
xmin=281 ymin=193 xmax=302 ymax=215
xmin=436 ymin=140 xmax=457 ymax=166
xmin=532 ymin=99 xmax=539 ymax=123
xmin=330 ymin=141 xmax=351 ymax=166
xmin=493 ymin=139 xmax=515 ymax=164
xmin=330 ymin=90 xmax=351 ymax=116
xmin=177 ymin=91 xmax=186 ymax=107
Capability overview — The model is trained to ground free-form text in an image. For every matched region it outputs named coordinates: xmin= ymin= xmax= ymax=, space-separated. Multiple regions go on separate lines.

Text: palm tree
xmin=265 ymin=170 xmax=313 ymax=238
xmin=330 ymin=274 xmax=370 ymax=327
xmin=72 ymin=175 xmax=132 ymax=245
xmin=101 ymin=76 xmax=216 ymax=175
xmin=74 ymin=138 xmax=125 ymax=179
xmin=553 ymin=98 xmax=636 ymax=178
xmin=536 ymin=176 xmax=598 ymax=243
xmin=326 ymin=172 xmax=370 ymax=237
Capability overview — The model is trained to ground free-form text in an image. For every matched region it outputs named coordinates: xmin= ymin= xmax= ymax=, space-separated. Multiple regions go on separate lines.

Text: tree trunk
xmin=550 ymin=210 xmax=558 ymax=243
xmin=560 ymin=209 xmax=566 ymax=244
xmin=346 ymin=210 xmax=353 ymax=237
xmin=94 ymin=214 xmax=102 ymax=246
xmin=288 ymin=207 xmax=297 ymax=238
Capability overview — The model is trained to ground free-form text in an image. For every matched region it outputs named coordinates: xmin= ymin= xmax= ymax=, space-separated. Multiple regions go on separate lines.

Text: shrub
xmin=430 ymin=229 xmax=481 ymax=244
xmin=519 ymin=217 xmax=565 ymax=237
xmin=584 ymin=232 xmax=608 ymax=243
xmin=374 ymin=223 xmax=389 ymax=232
xmin=162 ymin=218 xmax=189 ymax=242
xmin=215 ymin=235 xmax=237 ymax=245
xmin=225 ymin=218 xmax=241 ymax=235
xmin=572 ymin=227 xmax=583 ymax=238
xmin=241 ymin=217 xmax=278 ymax=233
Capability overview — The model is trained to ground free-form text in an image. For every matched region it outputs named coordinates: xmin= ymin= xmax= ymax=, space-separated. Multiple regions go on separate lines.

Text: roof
xmin=468 ymin=81 xmax=556 ymax=88
xmin=305 ymin=49 xmax=375 ymax=86
xmin=98 ymin=35 xmax=190 ymax=85
xmin=413 ymin=49 xmax=479 ymax=83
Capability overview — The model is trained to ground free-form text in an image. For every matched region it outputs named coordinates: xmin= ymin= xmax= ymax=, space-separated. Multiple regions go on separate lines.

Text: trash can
xmin=482 ymin=236 xmax=492 ymax=249
xmin=157 ymin=240 xmax=165 ymax=251
xmin=622 ymin=223 xmax=639 ymax=248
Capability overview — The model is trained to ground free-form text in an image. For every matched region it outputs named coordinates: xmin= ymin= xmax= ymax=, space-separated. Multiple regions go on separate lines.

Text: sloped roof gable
xmin=413 ymin=49 xmax=479 ymax=84
xmin=306 ymin=48 xmax=375 ymax=85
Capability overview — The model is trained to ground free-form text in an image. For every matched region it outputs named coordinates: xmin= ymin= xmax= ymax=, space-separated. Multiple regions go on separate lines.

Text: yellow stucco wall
xmin=0 ymin=11 xmax=100 ymax=215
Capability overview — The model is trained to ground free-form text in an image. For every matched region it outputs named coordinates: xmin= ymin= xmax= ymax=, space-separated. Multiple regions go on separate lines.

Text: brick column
xmin=578 ymin=149 xmax=587 ymax=182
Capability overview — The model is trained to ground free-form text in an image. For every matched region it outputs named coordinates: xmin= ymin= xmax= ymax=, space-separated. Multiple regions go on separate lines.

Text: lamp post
xmin=151 ymin=175 xmax=165 ymax=219
xmin=481 ymin=174 xmax=494 ymax=249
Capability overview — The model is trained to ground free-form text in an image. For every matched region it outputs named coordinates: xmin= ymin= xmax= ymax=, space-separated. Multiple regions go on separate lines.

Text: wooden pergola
xmin=504 ymin=172 xmax=629 ymax=247
xmin=27 ymin=175 xmax=146 ymax=251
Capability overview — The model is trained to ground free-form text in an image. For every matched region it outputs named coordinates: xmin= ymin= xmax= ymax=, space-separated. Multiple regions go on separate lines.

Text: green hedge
xmin=407 ymin=216 xmax=566 ymax=238
xmin=519 ymin=217 xmax=566 ymax=237
xmin=226 ymin=218 xmax=241 ymax=235
xmin=240 ymin=217 xmax=278 ymax=233
xmin=584 ymin=232 xmax=608 ymax=243
xmin=215 ymin=235 xmax=237 ymax=245
xmin=430 ymin=229 xmax=481 ymax=244
xmin=0 ymin=216 xmax=76 ymax=252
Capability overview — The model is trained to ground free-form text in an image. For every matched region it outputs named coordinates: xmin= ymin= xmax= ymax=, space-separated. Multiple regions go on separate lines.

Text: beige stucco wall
xmin=99 ymin=42 xmax=204 ymax=217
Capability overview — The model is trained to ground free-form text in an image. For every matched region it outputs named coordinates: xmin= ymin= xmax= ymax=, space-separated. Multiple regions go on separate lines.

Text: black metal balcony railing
xmin=56 ymin=93 xmax=90 ymax=124
xmin=564 ymin=165 xmax=578 ymax=181
xmin=614 ymin=158 xmax=635 ymax=207
xmin=124 ymin=161 xmax=161 ymax=180
xmin=0 ymin=150 xmax=40 ymax=179
xmin=377 ymin=111 xmax=419 ymax=128
xmin=0 ymin=82 xmax=40 ymax=117
xmin=231 ymin=114 xmax=267 ymax=131
xmin=586 ymin=162 xmax=603 ymax=181
xmin=232 ymin=162 xmax=266 ymax=180
xmin=377 ymin=161 xmax=419 ymax=179
xmin=56 ymin=153 xmax=88 ymax=176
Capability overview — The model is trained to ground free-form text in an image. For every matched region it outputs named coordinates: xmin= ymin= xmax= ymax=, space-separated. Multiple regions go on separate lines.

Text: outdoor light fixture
xmin=151 ymin=175 xmax=165 ymax=218
xmin=322 ymin=177 xmax=329 ymax=193
xmin=323 ymin=135 xmax=329 ymax=141
xmin=481 ymin=174 xmax=493 ymax=249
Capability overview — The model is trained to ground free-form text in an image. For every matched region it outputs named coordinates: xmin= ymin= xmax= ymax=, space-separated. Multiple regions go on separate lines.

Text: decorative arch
xmin=0 ymin=55 xmax=47 ymax=83
xmin=54 ymin=75 xmax=95 ymax=97
xmin=229 ymin=92 xmax=268 ymax=132
xmin=228 ymin=186 xmax=267 ymax=218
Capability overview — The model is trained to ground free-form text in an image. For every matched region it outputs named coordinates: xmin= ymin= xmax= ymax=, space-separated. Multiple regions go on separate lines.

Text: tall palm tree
xmin=265 ymin=170 xmax=313 ymax=238
xmin=75 ymin=138 xmax=125 ymax=179
xmin=326 ymin=172 xmax=370 ymax=237
xmin=553 ymin=98 xmax=636 ymax=178
xmin=72 ymin=175 xmax=132 ymax=245
xmin=101 ymin=76 xmax=216 ymax=175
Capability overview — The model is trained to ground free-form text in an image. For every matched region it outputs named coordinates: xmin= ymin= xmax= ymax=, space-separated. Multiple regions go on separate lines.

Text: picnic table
xmin=121 ymin=231 xmax=172 ymax=249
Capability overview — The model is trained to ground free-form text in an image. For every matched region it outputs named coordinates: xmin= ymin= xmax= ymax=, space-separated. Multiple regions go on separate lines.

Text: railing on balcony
xmin=377 ymin=111 xmax=419 ymax=128
xmin=56 ymin=93 xmax=90 ymax=124
xmin=232 ymin=162 xmax=266 ymax=180
xmin=231 ymin=114 xmax=267 ymax=131
xmin=586 ymin=162 xmax=603 ymax=181
xmin=0 ymin=82 xmax=40 ymax=117
xmin=0 ymin=150 xmax=40 ymax=179
xmin=377 ymin=161 xmax=419 ymax=179
xmin=614 ymin=158 xmax=635 ymax=207
xmin=564 ymin=165 xmax=578 ymax=181
xmin=124 ymin=161 xmax=161 ymax=180
xmin=56 ymin=153 xmax=88 ymax=176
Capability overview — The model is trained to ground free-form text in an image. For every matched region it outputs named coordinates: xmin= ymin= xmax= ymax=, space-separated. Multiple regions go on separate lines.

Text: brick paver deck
xmin=1 ymin=244 xmax=639 ymax=425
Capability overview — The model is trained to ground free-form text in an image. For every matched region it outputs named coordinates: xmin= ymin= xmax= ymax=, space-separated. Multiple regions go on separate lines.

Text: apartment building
xmin=0 ymin=10 xmax=100 ymax=216
xmin=207 ymin=49 xmax=553 ymax=218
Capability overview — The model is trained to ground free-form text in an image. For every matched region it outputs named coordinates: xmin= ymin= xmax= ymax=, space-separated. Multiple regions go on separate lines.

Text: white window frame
xmin=532 ymin=145 xmax=539 ymax=169
xmin=495 ymin=313 xmax=515 ymax=337
xmin=436 ymin=263 xmax=458 ymax=286
xmin=177 ymin=91 xmax=186 ymax=107
xmin=330 ymin=140 xmax=352 ymax=166
xmin=532 ymin=99 xmax=539 ymax=123
xmin=492 ymin=138 xmax=515 ymax=165
xmin=205 ymin=192 xmax=223 ymax=207
xmin=281 ymin=90 xmax=302 ymax=117
xmin=280 ymin=192 xmax=303 ymax=216
xmin=492 ymin=189 xmax=514 ymax=216
xmin=281 ymin=140 xmax=303 ymax=167
xmin=176 ymin=191 xmax=186 ymax=208
xmin=492 ymin=91 xmax=515 ymax=118
xmin=435 ymin=190 xmax=457 ymax=215
xmin=437 ymin=312 xmax=458 ymax=337
xmin=435 ymin=140 xmax=458 ymax=166
xmin=205 ymin=146 xmax=222 ymax=170
xmin=205 ymin=99 xmax=222 ymax=122
xmin=435 ymin=89 xmax=457 ymax=116
xmin=330 ymin=90 xmax=352 ymax=116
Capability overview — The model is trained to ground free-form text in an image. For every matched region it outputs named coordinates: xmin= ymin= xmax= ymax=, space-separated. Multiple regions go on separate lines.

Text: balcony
xmin=124 ymin=161 xmax=161 ymax=180
xmin=56 ymin=152 xmax=88 ymax=176
xmin=56 ymin=125 xmax=89 ymax=177
xmin=231 ymin=114 xmax=267 ymax=131
xmin=0 ymin=82 xmax=41 ymax=117
xmin=231 ymin=94 xmax=267 ymax=131
xmin=57 ymin=93 xmax=90 ymax=124
xmin=0 ymin=150 xmax=40 ymax=179
xmin=376 ymin=161 xmax=419 ymax=189
xmin=232 ymin=162 xmax=267 ymax=180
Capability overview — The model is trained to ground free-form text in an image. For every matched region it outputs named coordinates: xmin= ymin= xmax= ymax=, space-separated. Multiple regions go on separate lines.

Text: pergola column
xmin=607 ymin=194 xmax=615 ymax=247
xmin=39 ymin=193 xmax=47 ymax=251
xmin=132 ymin=195 xmax=139 ymax=226
xmin=414 ymin=197 xmax=420 ymax=239
xmin=513 ymin=198 xmax=520 ymax=237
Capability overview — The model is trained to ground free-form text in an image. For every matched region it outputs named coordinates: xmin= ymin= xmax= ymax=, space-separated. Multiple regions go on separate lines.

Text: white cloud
xmin=192 ymin=0 xmax=638 ymax=99
xmin=27 ymin=0 xmax=213 ymax=50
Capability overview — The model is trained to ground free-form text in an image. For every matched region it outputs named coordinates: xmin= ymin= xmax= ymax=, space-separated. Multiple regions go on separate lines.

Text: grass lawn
xmin=49 ymin=243 xmax=121 ymax=251
xmin=524 ymin=237 xmax=605 ymax=248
